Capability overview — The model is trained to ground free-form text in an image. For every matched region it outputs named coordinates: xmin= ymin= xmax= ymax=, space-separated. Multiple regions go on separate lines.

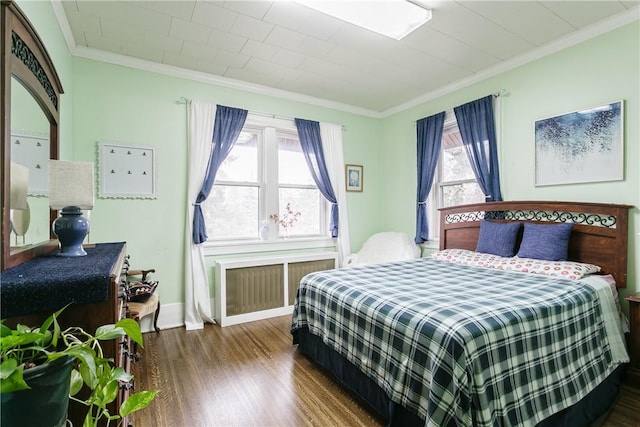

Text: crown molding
xmin=49 ymin=1 xmax=382 ymax=119
xmin=50 ymin=0 xmax=75 ymax=54
xmin=74 ymin=45 xmax=384 ymax=118
xmin=381 ymin=7 xmax=639 ymax=117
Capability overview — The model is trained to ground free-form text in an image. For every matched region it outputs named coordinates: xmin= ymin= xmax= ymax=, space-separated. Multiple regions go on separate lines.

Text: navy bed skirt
xmin=293 ymin=327 xmax=626 ymax=427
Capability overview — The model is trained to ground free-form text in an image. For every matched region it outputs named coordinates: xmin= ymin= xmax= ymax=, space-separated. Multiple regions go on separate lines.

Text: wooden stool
xmin=127 ymin=293 xmax=161 ymax=333
xmin=125 ymin=268 xmax=161 ymax=360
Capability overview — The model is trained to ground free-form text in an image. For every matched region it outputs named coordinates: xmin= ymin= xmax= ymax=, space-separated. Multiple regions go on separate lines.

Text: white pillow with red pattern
xmin=430 ymin=249 xmax=601 ymax=279
xmin=501 ymin=256 xmax=601 ymax=279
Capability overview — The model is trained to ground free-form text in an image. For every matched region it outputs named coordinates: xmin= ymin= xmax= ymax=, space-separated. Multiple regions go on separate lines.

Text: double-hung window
xmin=428 ymin=111 xmax=484 ymax=239
xmin=201 ymin=115 xmax=328 ymax=243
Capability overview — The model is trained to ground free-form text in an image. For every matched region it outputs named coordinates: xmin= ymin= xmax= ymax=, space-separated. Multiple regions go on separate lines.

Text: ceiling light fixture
xmin=296 ymin=0 xmax=432 ymax=40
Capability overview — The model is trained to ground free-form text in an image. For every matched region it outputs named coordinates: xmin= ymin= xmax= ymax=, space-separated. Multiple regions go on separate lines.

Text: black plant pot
xmin=1 ymin=356 xmax=74 ymax=427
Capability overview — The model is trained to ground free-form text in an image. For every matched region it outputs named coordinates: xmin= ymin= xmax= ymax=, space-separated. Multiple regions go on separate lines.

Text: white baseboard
xmin=138 ymin=298 xmax=219 ymax=333
xmin=138 ymin=301 xmax=185 ymax=333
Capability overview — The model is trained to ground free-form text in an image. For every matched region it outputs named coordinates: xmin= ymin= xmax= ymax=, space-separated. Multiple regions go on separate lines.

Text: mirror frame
xmin=1 ymin=0 xmax=63 ymax=270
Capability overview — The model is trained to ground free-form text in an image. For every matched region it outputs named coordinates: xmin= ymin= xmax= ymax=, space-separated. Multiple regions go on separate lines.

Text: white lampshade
xmin=10 ymin=162 xmax=29 ymax=210
xmin=49 ymin=160 xmax=95 ymax=210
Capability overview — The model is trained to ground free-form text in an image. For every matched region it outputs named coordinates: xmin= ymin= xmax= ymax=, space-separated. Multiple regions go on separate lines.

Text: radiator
xmin=215 ymin=252 xmax=337 ymax=326
xmin=226 ymin=264 xmax=284 ymax=316
xmin=287 ymin=259 xmax=336 ymax=306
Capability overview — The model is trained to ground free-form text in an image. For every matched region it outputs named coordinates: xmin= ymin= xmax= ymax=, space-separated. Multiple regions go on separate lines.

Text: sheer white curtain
xmin=319 ymin=123 xmax=351 ymax=265
xmin=184 ymin=101 xmax=217 ymax=330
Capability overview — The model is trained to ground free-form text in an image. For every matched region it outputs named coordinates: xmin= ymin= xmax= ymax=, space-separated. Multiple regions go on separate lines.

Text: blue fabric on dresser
xmin=0 ymin=242 xmax=125 ymax=319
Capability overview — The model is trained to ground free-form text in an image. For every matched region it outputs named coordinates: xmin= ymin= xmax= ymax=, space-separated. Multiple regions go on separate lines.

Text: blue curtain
xmin=295 ymin=118 xmax=339 ymax=238
xmin=192 ymin=105 xmax=248 ymax=244
xmin=415 ymin=112 xmax=445 ymax=244
xmin=454 ymin=95 xmax=503 ymax=202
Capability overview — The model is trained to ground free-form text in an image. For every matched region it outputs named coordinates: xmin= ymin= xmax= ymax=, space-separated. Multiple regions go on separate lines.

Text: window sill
xmin=420 ymin=239 xmax=440 ymax=250
xmin=203 ymin=236 xmax=337 ymax=257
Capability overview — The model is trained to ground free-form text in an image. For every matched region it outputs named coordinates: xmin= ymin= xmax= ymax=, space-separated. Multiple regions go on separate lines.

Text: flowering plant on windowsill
xmin=269 ymin=203 xmax=301 ymax=236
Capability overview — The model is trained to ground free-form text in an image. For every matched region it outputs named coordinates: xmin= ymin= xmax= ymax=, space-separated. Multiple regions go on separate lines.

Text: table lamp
xmin=49 ymin=160 xmax=94 ymax=256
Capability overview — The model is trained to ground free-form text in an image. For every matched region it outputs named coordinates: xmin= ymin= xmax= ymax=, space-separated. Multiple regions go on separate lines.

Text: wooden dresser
xmin=0 ymin=242 xmax=132 ymax=425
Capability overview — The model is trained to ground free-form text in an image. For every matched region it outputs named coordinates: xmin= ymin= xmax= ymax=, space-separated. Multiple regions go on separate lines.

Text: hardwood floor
xmin=129 ymin=315 xmax=640 ymax=427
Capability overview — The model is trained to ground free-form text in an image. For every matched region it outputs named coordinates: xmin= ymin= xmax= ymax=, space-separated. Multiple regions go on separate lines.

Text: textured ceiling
xmin=58 ymin=1 xmax=640 ymax=115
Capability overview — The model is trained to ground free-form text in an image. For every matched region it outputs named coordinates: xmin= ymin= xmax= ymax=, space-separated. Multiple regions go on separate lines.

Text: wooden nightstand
xmin=626 ymin=293 xmax=640 ymax=387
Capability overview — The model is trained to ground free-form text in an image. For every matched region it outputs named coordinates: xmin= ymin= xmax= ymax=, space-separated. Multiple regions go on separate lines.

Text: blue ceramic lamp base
xmin=53 ymin=206 xmax=90 ymax=257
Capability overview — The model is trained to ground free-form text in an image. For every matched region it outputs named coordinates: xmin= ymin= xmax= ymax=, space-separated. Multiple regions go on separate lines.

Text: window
xmin=428 ymin=112 xmax=484 ymax=239
xmin=202 ymin=115 xmax=327 ymax=242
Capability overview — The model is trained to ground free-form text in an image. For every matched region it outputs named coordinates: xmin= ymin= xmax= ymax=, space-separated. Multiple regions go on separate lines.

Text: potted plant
xmin=0 ymin=306 xmax=157 ymax=427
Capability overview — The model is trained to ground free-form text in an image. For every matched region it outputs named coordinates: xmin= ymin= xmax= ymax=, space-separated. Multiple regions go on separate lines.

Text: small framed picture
xmin=345 ymin=164 xmax=363 ymax=192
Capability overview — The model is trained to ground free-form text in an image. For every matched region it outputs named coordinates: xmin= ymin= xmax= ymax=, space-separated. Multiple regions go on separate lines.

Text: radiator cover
xmin=215 ymin=252 xmax=337 ymax=326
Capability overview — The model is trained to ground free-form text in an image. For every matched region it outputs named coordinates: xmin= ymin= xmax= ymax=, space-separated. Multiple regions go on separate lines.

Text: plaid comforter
xmin=291 ymin=258 xmax=621 ymax=427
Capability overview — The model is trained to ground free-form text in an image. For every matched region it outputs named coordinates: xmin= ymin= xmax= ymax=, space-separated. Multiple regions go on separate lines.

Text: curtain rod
xmin=178 ymin=97 xmax=346 ymax=130
xmin=177 ymin=96 xmax=295 ymax=121
xmin=412 ymin=90 xmax=506 ymax=124
xmin=178 ymin=97 xmax=296 ymax=121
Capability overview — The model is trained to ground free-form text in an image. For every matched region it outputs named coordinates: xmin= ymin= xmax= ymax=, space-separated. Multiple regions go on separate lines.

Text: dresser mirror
xmin=10 ymin=76 xmax=51 ymax=249
xmin=2 ymin=0 xmax=64 ymax=270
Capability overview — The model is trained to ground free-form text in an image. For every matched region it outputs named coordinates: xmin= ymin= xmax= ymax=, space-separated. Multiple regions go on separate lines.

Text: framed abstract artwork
xmin=346 ymin=164 xmax=363 ymax=192
xmin=534 ymin=100 xmax=623 ymax=186
xmin=98 ymin=141 xmax=157 ymax=198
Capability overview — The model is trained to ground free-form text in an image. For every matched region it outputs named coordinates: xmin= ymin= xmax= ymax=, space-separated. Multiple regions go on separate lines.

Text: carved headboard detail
xmin=439 ymin=201 xmax=632 ymax=288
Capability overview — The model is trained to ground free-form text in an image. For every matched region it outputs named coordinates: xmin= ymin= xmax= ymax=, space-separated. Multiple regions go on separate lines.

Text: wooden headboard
xmin=439 ymin=201 xmax=632 ymax=288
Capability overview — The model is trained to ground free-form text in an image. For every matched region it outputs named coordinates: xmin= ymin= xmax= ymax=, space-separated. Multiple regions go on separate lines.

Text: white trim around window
xmin=203 ymin=236 xmax=337 ymax=257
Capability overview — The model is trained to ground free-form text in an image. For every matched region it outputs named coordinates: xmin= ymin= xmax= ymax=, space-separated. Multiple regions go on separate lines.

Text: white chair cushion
xmin=344 ymin=232 xmax=420 ymax=266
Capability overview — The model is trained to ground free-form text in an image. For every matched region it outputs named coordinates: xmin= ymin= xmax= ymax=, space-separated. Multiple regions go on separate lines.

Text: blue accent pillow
xmin=516 ymin=222 xmax=574 ymax=261
xmin=475 ymin=220 xmax=521 ymax=257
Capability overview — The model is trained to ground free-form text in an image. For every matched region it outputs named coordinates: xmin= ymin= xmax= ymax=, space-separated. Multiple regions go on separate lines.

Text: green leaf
xmin=99 ymin=379 xmax=119 ymax=407
xmin=82 ymin=411 xmax=96 ymax=427
xmin=15 ymin=324 xmax=30 ymax=333
xmin=69 ymin=369 xmax=83 ymax=396
xmin=120 ymin=390 xmax=158 ymax=417
xmin=72 ymin=347 xmax=98 ymax=389
xmin=1 ymin=331 xmax=47 ymax=352
xmin=0 ymin=359 xmax=18 ymax=380
xmin=110 ymin=366 xmax=133 ymax=383
xmin=0 ymin=323 xmax=11 ymax=338
xmin=50 ymin=312 xmax=62 ymax=348
xmin=116 ymin=318 xmax=143 ymax=348
xmin=37 ymin=305 xmax=67 ymax=336
xmin=37 ymin=330 xmax=53 ymax=349
xmin=38 ymin=313 xmax=55 ymax=334
xmin=94 ymin=324 xmax=125 ymax=341
xmin=0 ymin=362 xmax=29 ymax=393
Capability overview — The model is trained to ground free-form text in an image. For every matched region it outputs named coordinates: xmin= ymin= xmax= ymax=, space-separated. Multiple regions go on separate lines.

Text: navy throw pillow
xmin=475 ymin=220 xmax=521 ymax=257
xmin=516 ymin=222 xmax=574 ymax=261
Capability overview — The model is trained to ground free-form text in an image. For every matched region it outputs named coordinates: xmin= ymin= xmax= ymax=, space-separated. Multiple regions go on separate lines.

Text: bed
xmin=291 ymin=201 xmax=632 ymax=427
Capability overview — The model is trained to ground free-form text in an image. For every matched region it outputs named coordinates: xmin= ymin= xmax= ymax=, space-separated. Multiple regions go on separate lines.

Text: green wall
xmin=70 ymin=59 xmax=381 ymax=306
xmin=381 ymin=22 xmax=640 ymax=306
xmin=16 ymin=0 xmax=74 ymax=153
xmin=14 ymin=1 xmax=640 ymax=313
